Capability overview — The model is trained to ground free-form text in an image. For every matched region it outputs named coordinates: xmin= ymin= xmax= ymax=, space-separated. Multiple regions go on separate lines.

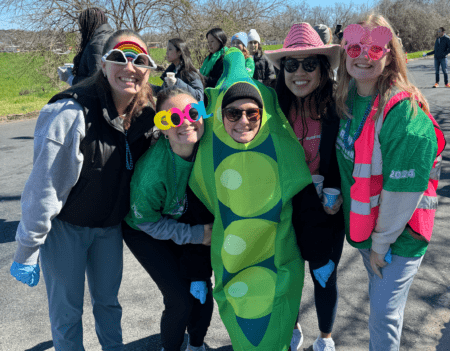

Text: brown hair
xmin=335 ymin=13 xmax=429 ymax=121
xmin=241 ymin=46 xmax=251 ymax=60
xmin=77 ymin=29 xmax=156 ymax=129
xmin=155 ymin=87 xmax=196 ymax=112
xmin=275 ymin=55 xmax=336 ymax=144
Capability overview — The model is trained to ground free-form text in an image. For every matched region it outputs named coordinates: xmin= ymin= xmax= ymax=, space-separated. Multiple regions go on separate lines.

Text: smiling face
xmin=231 ymin=39 xmax=245 ymax=51
xmin=101 ymin=35 xmax=151 ymax=111
xmin=345 ymin=25 xmax=392 ymax=95
xmin=165 ymin=41 xmax=181 ymax=65
xmin=223 ymin=99 xmax=261 ymax=144
xmin=248 ymin=40 xmax=259 ymax=55
xmin=160 ymin=94 xmax=204 ymax=147
xmin=284 ymin=54 xmax=321 ymax=99
xmin=207 ymin=34 xmax=222 ymax=54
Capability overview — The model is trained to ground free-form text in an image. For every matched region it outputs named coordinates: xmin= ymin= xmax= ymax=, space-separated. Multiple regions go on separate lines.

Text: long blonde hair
xmin=335 ymin=13 xmax=429 ymax=120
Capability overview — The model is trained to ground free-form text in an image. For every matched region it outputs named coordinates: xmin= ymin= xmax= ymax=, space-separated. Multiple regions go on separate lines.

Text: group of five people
xmin=10 ymin=9 xmax=445 ymax=351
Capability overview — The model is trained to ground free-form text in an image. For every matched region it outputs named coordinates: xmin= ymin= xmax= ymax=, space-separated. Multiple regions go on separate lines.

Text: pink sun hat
xmin=265 ymin=22 xmax=341 ymax=70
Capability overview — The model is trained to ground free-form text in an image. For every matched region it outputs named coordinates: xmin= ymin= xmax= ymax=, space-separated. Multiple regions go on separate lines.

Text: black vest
xmin=49 ymin=83 xmax=155 ymax=228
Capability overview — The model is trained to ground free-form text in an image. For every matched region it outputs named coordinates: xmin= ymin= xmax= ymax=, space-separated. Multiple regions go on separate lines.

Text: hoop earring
xmin=165 ymin=134 xmax=169 ymax=140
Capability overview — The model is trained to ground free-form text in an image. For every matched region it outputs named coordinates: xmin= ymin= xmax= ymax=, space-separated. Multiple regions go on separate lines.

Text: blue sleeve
xmin=174 ymin=75 xmax=204 ymax=101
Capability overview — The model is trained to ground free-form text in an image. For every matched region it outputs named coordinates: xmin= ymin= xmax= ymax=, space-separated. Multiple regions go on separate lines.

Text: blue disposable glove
xmin=10 ymin=261 xmax=40 ymax=287
xmin=313 ymin=260 xmax=335 ymax=288
xmin=190 ymin=281 xmax=207 ymax=304
xmin=384 ymin=248 xmax=392 ymax=264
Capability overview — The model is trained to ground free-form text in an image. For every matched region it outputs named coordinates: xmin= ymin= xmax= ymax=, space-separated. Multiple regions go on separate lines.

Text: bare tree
xmin=0 ymin=0 xmax=182 ymax=33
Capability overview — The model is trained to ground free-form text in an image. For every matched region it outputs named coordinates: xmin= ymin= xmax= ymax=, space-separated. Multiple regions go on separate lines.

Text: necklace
xmin=342 ymin=88 xmax=378 ymax=150
xmin=169 ymin=146 xmax=189 ymax=216
xmin=124 ymin=130 xmax=133 ymax=170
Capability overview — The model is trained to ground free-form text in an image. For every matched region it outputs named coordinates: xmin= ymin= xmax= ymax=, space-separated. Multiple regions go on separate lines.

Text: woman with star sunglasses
xmin=9 ymin=29 xmax=157 ymax=350
xmin=266 ymin=23 xmax=345 ymax=351
xmin=335 ymin=14 xmax=443 ymax=350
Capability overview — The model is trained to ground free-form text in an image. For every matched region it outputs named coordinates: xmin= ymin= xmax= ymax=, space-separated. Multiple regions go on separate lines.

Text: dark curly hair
xmin=72 ymin=8 xmax=108 ymax=76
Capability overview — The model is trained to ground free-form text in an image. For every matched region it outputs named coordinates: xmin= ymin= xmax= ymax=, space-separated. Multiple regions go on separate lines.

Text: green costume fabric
xmin=200 ymin=47 xmax=228 ymax=77
xmin=245 ymin=57 xmax=255 ymax=78
xmin=189 ymin=48 xmax=311 ymax=350
xmin=124 ymin=137 xmax=192 ymax=229
xmin=336 ymin=93 xmax=436 ymax=257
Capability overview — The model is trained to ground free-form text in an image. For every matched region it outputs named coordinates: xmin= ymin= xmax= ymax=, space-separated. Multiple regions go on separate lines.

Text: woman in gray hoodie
xmin=10 ymin=29 xmax=157 ymax=351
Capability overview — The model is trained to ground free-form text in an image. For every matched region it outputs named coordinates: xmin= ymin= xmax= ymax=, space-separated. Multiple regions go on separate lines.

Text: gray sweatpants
xmin=359 ymin=248 xmax=423 ymax=351
xmin=39 ymin=217 xmax=124 ymax=351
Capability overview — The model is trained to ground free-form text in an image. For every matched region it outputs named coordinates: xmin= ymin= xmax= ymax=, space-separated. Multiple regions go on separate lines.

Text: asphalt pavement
xmin=0 ymin=57 xmax=449 ymax=351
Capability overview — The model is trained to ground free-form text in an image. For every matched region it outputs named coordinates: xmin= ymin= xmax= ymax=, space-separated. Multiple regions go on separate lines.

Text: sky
xmin=0 ymin=0 xmax=376 ymax=30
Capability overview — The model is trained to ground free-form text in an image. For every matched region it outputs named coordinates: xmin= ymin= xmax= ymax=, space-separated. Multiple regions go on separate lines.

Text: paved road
xmin=1 ymin=57 xmax=449 ymax=351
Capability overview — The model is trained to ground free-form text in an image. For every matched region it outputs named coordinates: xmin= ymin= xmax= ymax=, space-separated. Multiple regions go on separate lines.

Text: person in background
xmin=422 ymin=27 xmax=450 ymax=88
xmin=151 ymin=38 xmax=204 ymax=101
xmin=200 ymin=27 xmax=228 ymax=88
xmin=266 ymin=22 xmax=343 ymax=351
xmin=10 ymin=29 xmax=157 ymax=350
xmin=313 ymin=24 xmax=333 ymax=45
xmin=396 ymin=31 xmax=403 ymax=48
xmin=123 ymin=88 xmax=214 ymax=351
xmin=231 ymin=32 xmax=255 ymax=77
xmin=247 ymin=29 xmax=275 ymax=84
xmin=336 ymin=14 xmax=444 ymax=350
xmin=59 ymin=7 xmax=113 ymax=86
xmin=313 ymin=24 xmax=338 ymax=81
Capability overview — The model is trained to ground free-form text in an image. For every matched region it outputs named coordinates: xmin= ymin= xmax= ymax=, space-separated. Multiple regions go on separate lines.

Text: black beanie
xmin=221 ymin=83 xmax=263 ymax=109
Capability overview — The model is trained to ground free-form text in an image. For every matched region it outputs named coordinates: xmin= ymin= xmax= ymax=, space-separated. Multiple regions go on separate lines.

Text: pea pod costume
xmin=189 ymin=48 xmax=312 ymax=350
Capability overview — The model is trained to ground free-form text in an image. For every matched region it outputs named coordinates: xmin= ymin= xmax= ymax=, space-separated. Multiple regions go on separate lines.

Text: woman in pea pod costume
xmin=189 ymin=47 xmax=330 ymax=350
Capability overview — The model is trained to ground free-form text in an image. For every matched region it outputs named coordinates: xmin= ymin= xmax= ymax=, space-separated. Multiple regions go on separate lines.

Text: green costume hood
xmin=189 ymin=48 xmax=312 ymax=350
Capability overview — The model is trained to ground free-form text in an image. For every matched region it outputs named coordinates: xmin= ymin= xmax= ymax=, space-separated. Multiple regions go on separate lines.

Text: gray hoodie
xmin=14 ymin=99 xmax=85 ymax=265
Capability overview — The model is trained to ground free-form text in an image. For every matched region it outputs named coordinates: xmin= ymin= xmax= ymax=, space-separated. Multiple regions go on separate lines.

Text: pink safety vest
xmin=349 ymin=91 xmax=446 ymax=243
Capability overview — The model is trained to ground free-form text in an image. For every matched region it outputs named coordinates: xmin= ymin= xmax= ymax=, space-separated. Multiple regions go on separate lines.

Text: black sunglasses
xmin=170 ymin=108 xmax=199 ymax=126
xmin=222 ymin=108 xmax=262 ymax=122
xmin=282 ymin=57 xmax=320 ymax=73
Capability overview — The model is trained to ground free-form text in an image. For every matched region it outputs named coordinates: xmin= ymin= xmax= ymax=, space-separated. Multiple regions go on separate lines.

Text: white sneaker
xmin=185 ymin=344 xmax=206 ymax=351
xmin=290 ymin=323 xmax=304 ymax=350
xmin=313 ymin=335 xmax=335 ymax=351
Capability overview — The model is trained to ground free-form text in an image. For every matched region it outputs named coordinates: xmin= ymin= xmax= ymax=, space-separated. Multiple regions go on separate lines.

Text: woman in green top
xmin=123 ymin=88 xmax=214 ymax=351
xmin=231 ymin=32 xmax=255 ymax=78
xmin=200 ymin=27 xmax=228 ymax=88
xmin=335 ymin=14 xmax=440 ymax=350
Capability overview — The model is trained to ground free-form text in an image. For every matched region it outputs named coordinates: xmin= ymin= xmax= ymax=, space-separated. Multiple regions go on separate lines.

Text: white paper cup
xmin=311 ymin=175 xmax=324 ymax=199
xmin=323 ymin=188 xmax=340 ymax=208
xmin=166 ymin=72 xmax=175 ymax=78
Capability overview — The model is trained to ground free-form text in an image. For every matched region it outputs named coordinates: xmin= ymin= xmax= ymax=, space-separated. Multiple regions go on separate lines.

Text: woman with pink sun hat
xmin=266 ymin=23 xmax=344 ymax=351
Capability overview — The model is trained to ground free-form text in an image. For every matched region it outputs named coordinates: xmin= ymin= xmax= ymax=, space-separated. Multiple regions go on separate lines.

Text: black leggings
xmin=122 ymin=223 xmax=214 ymax=351
xmin=301 ymin=228 xmax=346 ymax=334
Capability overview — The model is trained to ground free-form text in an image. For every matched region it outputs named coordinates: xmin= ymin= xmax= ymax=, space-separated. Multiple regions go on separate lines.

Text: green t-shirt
xmin=336 ymin=93 xmax=437 ymax=257
xmin=124 ymin=137 xmax=194 ymax=230
xmin=245 ymin=57 xmax=255 ymax=78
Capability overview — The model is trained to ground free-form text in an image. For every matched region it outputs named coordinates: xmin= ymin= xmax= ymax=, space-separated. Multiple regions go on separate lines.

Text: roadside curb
xmin=0 ymin=110 xmax=40 ymax=124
